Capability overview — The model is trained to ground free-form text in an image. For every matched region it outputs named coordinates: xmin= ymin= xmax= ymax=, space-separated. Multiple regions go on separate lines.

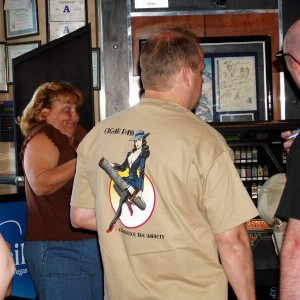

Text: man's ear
xmin=181 ymin=66 xmax=191 ymax=87
xmin=291 ymin=59 xmax=300 ymax=70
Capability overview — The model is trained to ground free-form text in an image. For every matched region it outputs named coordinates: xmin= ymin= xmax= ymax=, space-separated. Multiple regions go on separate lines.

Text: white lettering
xmin=12 ymin=242 xmax=26 ymax=266
xmin=15 ymin=268 xmax=28 ymax=276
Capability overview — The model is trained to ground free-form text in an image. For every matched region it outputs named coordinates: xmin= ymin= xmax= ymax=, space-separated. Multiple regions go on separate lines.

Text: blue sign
xmin=0 ymin=200 xmax=36 ymax=299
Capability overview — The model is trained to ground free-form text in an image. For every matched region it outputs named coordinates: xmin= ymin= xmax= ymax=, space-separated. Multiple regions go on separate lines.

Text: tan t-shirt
xmin=71 ymin=98 xmax=258 ymax=299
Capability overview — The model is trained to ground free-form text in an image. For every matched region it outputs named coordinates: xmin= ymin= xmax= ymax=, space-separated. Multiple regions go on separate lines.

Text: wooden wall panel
xmin=131 ymin=15 xmax=205 ymax=75
xmin=205 ymin=13 xmax=279 ymax=72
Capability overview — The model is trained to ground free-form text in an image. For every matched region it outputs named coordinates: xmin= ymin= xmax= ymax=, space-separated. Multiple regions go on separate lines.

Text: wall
xmin=131 ymin=13 xmax=281 ymax=120
xmin=100 ymin=1 xmax=282 ymax=121
xmin=0 ymin=0 xmax=99 ymax=182
xmin=0 ymin=0 xmax=99 ymax=118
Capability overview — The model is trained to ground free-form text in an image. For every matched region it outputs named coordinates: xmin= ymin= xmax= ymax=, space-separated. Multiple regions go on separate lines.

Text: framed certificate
xmin=6 ymin=41 xmax=41 ymax=84
xmin=46 ymin=0 xmax=87 ymax=42
xmin=92 ymin=48 xmax=100 ymax=90
xmin=0 ymin=43 xmax=8 ymax=92
xmin=4 ymin=0 xmax=39 ymax=39
xmin=48 ymin=21 xmax=86 ymax=41
xmin=194 ymin=35 xmax=273 ymax=123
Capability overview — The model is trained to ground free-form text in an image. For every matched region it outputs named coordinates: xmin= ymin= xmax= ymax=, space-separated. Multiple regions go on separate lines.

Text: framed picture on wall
xmin=4 ymin=0 xmax=39 ymax=39
xmin=0 ymin=43 xmax=8 ymax=92
xmin=46 ymin=0 xmax=87 ymax=42
xmin=194 ymin=35 xmax=273 ymax=123
xmin=6 ymin=41 xmax=41 ymax=84
xmin=92 ymin=48 xmax=100 ymax=90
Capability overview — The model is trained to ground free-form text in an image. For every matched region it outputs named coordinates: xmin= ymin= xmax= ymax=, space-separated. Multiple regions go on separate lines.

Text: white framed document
xmin=4 ymin=0 xmax=39 ymax=39
xmin=48 ymin=21 xmax=86 ymax=42
xmin=6 ymin=41 xmax=40 ymax=83
xmin=194 ymin=35 xmax=273 ymax=122
xmin=46 ymin=0 xmax=87 ymax=42
xmin=48 ymin=0 xmax=86 ymax=22
xmin=0 ymin=43 xmax=8 ymax=92
xmin=92 ymin=48 xmax=100 ymax=90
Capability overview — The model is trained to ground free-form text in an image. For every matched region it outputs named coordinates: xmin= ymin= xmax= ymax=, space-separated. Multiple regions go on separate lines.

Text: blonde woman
xmin=18 ymin=82 xmax=103 ymax=300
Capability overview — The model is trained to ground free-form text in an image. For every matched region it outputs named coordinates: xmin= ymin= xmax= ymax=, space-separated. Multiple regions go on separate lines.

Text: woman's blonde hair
xmin=17 ymin=81 xmax=84 ymax=136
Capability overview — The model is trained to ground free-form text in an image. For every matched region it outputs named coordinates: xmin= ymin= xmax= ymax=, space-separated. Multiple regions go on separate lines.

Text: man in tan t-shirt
xmin=70 ymin=28 xmax=258 ymax=299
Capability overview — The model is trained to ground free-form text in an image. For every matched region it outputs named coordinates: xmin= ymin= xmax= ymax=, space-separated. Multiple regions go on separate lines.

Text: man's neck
xmin=144 ymin=90 xmax=188 ymax=109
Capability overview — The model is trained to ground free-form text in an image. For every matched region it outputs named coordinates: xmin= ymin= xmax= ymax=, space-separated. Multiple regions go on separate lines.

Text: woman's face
xmin=135 ymin=138 xmax=143 ymax=149
xmin=42 ymin=94 xmax=79 ymax=138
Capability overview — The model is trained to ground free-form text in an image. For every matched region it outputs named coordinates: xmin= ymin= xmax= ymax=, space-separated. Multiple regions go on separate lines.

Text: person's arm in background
xmin=0 ymin=234 xmax=15 ymax=300
xmin=279 ymin=218 xmax=300 ymax=299
xmin=214 ymin=224 xmax=256 ymax=300
xmin=281 ymin=130 xmax=294 ymax=153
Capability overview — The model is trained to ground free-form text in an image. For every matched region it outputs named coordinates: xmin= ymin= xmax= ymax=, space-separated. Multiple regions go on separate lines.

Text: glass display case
xmin=213 ymin=119 xmax=300 ymax=292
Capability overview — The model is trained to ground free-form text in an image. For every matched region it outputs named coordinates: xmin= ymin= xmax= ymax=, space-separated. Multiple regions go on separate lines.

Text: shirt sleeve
xmin=202 ymin=151 xmax=258 ymax=233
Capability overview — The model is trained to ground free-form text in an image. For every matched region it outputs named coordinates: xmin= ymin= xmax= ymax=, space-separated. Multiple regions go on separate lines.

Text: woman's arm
xmin=23 ymin=133 xmax=76 ymax=196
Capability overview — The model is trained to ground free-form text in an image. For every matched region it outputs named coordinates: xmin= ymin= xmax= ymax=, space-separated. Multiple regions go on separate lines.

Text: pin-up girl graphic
xmin=109 ymin=129 xmax=150 ymax=216
xmin=100 ymin=130 xmax=155 ymax=232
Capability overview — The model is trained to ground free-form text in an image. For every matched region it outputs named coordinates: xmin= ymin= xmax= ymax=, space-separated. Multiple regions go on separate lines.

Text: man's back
xmin=72 ymin=97 xmax=257 ymax=299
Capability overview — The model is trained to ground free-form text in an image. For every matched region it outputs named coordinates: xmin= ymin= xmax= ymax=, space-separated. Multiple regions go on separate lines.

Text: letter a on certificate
xmin=63 ymin=6 xmax=71 ymax=13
